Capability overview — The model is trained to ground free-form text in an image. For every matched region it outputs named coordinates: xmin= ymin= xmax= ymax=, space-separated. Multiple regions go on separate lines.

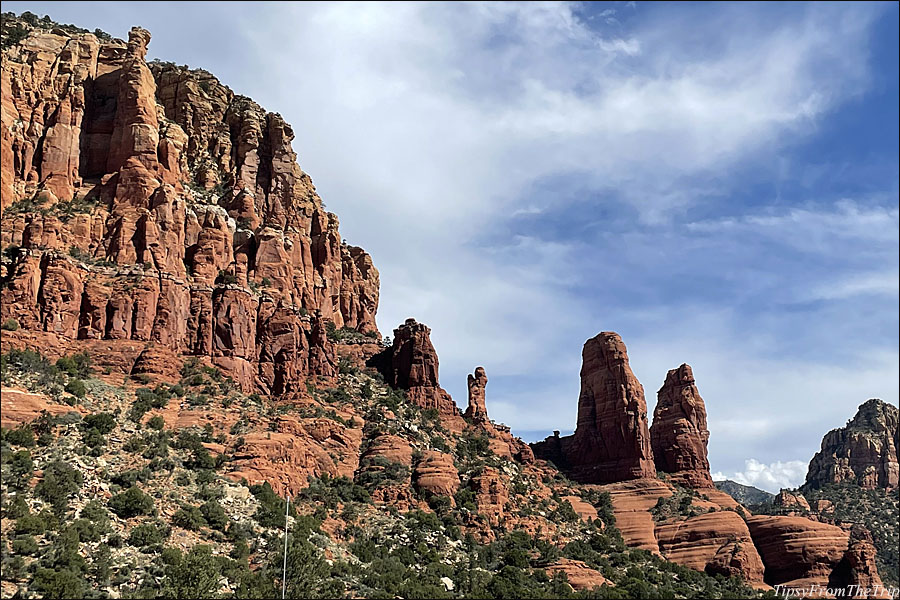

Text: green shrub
xmin=128 ymin=520 xmax=170 ymax=547
xmin=11 ymin=534 xmax=39 ymax=556
xmin=250 ymin=481 xmax=295 ymax=528
xmin=108 ymin=486 xmax=154 ymax=518
xmin=7 ymin=449 xmax=34 ymax=489
xmin=172 ymin=505 xmax=206 ymax=531
xmin=2 ymin=425 xmax=35 ymax=447
xmin=200 ymin=500 xmax=228 ymax=531
xmin=64 ymin=378 xmax=86 ymax=398
xmin=55 ymin=352 xmax=92 ymax=378
xmin=35 ymin=460 xmax=83 ymax=514
xmin=32 ymin=567 xmax=85 ymax=599
xmin=1 ymin=318 xmax=19 ymax=331
xmin=159 ymin=545 xmax=221 ymax=599
xmin=16 ymin=513 xmax=48 ymax=535
xmin=147 ymin=415 xmax=166 ymax=430
xmin=111 ymin=467 xmax=151 ymax=488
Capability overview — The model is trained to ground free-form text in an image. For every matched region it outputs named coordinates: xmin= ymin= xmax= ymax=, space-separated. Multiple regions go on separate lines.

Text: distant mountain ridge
xmin=714 ymin=480 xmax=774 ymax=505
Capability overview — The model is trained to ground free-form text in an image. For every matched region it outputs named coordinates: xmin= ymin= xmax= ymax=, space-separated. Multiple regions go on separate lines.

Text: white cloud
xmin=712 ymin=459 xmax=809 ymax=494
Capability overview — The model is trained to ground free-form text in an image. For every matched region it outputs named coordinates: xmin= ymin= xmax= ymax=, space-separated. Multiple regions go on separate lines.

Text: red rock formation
xmin=469 ymin=467 xmax=509 ymax=526
xmin=844 ymin=526 xmax=887 ymax=598
xmin=413 ymin=450 xmax=460 ymax=499
xmin=650 ymin=364 xmax=714 ymax=489
xmin=464 ymin=366 xmax=489 ymax=423
xmin=226 ymin=415 xmax=362 ymax=497
xmin=746 ymin=515 xmax=855 ymax=592
xmin=562 ymin=495 xmax=598 ymax=523
xmin=773 ymin=490 xmax=811 ymax=512
xmin=546 ymin=559 xmax=613 ymax=591
xmin=532 ymin=332 xmax=655 ymax=484
xmin=806 ymin=399 xmax=899 ymax=490
xmin=600 ymin=478 xmax=673 ymax=553
xmin=655 ymin=511 xmax=767 ymax=587
xmin=388 ymin=319 xmax=458 ymax=417
xmin=0 ymin=25 xmax=380 ymax=392
xmin=0 ymin=387 xmax=86 ymax=429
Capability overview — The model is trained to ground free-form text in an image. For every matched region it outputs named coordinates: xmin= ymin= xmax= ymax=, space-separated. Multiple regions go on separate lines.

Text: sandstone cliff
xmin=806 ymin=399 xmax=899 ymax=490
xmin=531 ymin=332 xmax=656 ymax=484
xmin=650 ymin=363 xmax=714 ymax=489
xmin=1 ymin=24 xmax=379 ymax=394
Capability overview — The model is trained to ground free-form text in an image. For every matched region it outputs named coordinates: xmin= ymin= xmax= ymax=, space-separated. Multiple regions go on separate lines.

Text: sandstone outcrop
xmin=1 ymin=25 xmax=379 ymax=394
xmin=747 ymin=515 xmax=850 ymax=591
xmin=464 ymin=366 xmax=489 ymax=423
xmin=655 ymin=511 xmax=766 ymax=586
xmin=469 ymin=467 xmax=509 ymax=526
xmin=387 ymin=319 xmax=458 ymax=417
xmin=413 ymin=450 xmax=460 ymax=499
xmin=0 ymin=387 xmax=86 ymax=428
xmin=562 ymin=495 xmax=598 ymax=523
xmin=806 ymin=399 xmax=899 ymax=490
xmin=843 ymin=526 xmax=887 ymax=598
xmin=532 ymin=332 xmax=655 ymax=484
xmin=650 ymin=364 xmax=714 ymax=488
xmin=773 ymin=490 xmax=811 ymax=512
xmin=227 ymin=414 xmax=362 ymax=497
xmin=546 ymin=559 xmax=612 ymax=591
xmin=600 ymin=478 xmax=673 ymax=553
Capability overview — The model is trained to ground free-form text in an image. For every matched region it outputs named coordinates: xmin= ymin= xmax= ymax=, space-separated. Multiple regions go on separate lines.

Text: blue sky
xmin=8 ymin=1 xmax=898 ymax=492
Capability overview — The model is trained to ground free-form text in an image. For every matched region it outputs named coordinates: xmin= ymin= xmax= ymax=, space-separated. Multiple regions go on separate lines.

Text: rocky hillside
xmin=0 ymin=12 xmax=894 ymax=600
xmin=714 ymin=481 xmax=773 ymax=506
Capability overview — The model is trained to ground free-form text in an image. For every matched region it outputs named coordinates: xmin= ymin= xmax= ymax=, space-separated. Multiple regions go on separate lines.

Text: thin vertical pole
xmin=282 ymin=494 xmax=290 ymax=600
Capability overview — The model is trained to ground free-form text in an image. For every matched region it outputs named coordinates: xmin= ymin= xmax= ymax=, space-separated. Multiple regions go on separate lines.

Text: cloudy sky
xmin=9 ymin=1 xmax=898 ymax=493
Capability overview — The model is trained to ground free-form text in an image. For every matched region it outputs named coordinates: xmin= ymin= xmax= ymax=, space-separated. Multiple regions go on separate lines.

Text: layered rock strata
xmin=532 ymin=332 xmax=655 ymax=484
xmin=1 ymin=26 xmax=379 ymax=393
xmin=650 ymin=363 xmax=714 ymax=488
xmin=806 ymin=399 xmax=899 ymax=490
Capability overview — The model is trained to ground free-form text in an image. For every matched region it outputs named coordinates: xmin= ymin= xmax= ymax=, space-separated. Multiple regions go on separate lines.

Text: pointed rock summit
xmin=464 ymin=366 xmax=489 ymax=423
xmin=805 ymin=398 xmax=899 ymax=490
xmin=650 ymin=363 xmax=714 ymax=488
xmin=532 ymin=332 xmax=656 ymax=483
xmin=388 ymin=318 xmax=458 ymax=417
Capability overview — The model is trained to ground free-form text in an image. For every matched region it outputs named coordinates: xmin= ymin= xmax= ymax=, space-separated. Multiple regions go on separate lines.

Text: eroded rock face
xmin=655 ymin=511 xmax=766 ymax=586
xmin=806 ymin=399 xmax=899 ymax=490
xmin=532 ymin=332 xmax=655 ymax=484
xmin=469 ymin=467 xmax=509 ymax=526
xmin=844 ymin=526 xmax=886 ymax=598
xmin=464 ymin=366 xmax=489 ymax=423
xmin=546 ymin=559 xmax=613 ymax=591
xmin=1 ymin=25 xmax=379 ymax=391
xmin=747 ymin=515 xmax=851 ymax=591
xmin=388 ymin=319 xmax=458 ymax=417
xmin=413 ymin=450 xmax=460 ymax=499
xmin=226 ymin=415 xmax=362 ymax=497
xmin=773 ymin=490 xmax=811 ymax=513
xmin=650 ymin=364 xmax=714 ymax=489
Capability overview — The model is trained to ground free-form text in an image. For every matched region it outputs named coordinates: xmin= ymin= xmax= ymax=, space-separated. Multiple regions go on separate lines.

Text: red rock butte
xmin=532 ymin=331 xmax=656 ymax=484
xmin=650 ymin=363 xmax=714 ymax=489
